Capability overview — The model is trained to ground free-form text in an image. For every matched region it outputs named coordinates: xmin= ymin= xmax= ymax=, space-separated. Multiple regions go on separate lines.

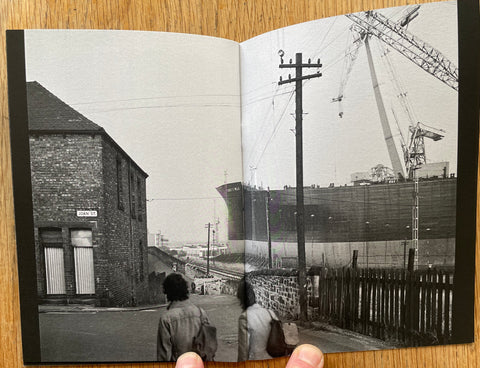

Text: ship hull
xmin=217 ymin=178 xmax=457 ymax=269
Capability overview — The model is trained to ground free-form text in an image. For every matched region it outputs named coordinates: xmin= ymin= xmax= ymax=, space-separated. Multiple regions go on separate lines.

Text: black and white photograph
xmin=234 ymin=0 xmax=463 ymax=352
xmin=15 ymin=30 xmax=244 ymax=363
xmin=6 ymin=0 xmax=478 ymax=365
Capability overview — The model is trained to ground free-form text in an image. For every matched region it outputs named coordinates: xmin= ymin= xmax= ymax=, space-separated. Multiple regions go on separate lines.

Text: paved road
xmin=39 ymin=294 xmax=242 ymax=363
xmin=298 ymin=325 xmax=394 ymax=353
xmin=39 ymin=293 xmax=392 ymax=363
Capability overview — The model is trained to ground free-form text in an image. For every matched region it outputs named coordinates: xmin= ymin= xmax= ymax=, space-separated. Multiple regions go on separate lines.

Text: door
xmin=71 ymin=229 xmax=95 ymax=294
xmin=41 ymin=229 xmax=66 ymax=295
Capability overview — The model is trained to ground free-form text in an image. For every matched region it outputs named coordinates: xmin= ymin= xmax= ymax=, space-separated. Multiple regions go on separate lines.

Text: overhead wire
xmin=68 ymin=93 xmax=240 ymax=106
xmin=248 ymin=19 xmax=351 ymax=183
xmin=251 ymin=89 xmax=296 ymax=170
xmin=75 ymin=102 xmax=240 ymax=114
xmin=244 ymin=83 xmax=285 ymax=168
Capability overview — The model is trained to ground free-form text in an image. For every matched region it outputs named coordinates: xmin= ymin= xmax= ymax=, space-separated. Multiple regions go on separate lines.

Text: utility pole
xmin=412 ymin=168 xmax=419 ymax=270
xmin=205 ymin=223 xmax=211 ymax=276
xmin=278 ymin=51 xmax=322 ymax=323
xmin=266 ymin=188 xmax=272 ymax=269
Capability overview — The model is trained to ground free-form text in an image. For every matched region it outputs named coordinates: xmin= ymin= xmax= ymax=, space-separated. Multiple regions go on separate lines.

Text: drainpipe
xmin=127 ymin=162 xmax=136 ymax=306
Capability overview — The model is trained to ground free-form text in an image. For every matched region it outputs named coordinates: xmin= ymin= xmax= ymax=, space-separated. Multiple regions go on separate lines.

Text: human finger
xmin=285 ymin=344 xmax=324 ymax=368
xmin=175 ymin=352 xmax=204 ymax=368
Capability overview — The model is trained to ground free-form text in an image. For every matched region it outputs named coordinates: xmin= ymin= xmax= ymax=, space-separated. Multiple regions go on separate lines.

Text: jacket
xmin=238 ymin=303 xmax=275 ymax=361
xmin=157 ymin=299 xmax=207 ymax=361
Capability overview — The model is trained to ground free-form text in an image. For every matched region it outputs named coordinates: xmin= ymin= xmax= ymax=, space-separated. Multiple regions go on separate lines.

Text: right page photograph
xmin=225 ymin=0 xmax=475 ymax=357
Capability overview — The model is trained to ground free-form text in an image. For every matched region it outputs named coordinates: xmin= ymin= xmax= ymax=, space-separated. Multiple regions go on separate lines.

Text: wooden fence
xmin=308 ymin=268 xmax=453 ymax=346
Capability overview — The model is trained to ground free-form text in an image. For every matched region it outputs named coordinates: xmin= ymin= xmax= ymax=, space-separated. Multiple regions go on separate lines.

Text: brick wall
xmin=101 ymin=137 xmax=149 ymax=306
xmin=30 ymin=133 xmax=104 ymax=300
xmin=30 ymin=133 xmax=149 ymax=306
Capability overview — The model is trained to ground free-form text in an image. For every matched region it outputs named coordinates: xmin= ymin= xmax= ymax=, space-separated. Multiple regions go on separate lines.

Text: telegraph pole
xmin=205 ymin=223 xmax=211 ymax=276
xmin=279 ymin=51 xmax=322 ymax=323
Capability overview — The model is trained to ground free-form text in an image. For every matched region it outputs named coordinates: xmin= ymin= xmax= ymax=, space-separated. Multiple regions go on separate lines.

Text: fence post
xmin=352 ymin=250 xmax=358 ymax=269
xmin=436 ymin=270 xmax=444 ymax=343
xmin=405 ymin=266 xmax=415 ymax=345
xmin=345 ymin=268 xmax=351 ymax=329
xmin=407 ymin=248 xmax=415 ymax=272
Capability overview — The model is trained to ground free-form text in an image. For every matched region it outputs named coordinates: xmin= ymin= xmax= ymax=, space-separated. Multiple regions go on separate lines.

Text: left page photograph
xmin=7 ymin=30 xmax=243 ymax=364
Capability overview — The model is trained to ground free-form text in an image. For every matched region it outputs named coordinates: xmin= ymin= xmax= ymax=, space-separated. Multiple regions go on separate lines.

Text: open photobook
xmin=7 ymin=0 xmax=479 ymax=364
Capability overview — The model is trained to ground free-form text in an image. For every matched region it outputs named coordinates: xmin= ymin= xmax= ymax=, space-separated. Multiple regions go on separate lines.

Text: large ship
xmin=217 ymin=170 xmax=456 ymax=269
xmin=220 ymin=5 xmax=459 ymax=270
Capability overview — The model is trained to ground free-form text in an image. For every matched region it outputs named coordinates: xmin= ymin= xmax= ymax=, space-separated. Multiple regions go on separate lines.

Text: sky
xmin=25 ymin=30 xmax=242 ymax=243
xmin=24 ymin=1 xmax=458 ymax=243
xmin=241 ymin=1 xmax=458 ymax=189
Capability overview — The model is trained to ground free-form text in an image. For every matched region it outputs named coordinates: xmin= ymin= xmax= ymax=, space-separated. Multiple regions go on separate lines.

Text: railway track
xmin=189 ymin=263 xmax=243 ymax=280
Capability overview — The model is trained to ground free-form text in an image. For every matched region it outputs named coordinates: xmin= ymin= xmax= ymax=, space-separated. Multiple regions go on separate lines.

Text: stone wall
xmin=247 ymin=270 xmax=302 ymax=319
xmin=149 ymin=247 xmax=187 ymax=275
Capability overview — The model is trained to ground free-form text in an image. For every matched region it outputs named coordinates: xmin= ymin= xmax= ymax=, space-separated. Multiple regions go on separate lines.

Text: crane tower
xmin=333 ymin=5 xmax=458 ymax=269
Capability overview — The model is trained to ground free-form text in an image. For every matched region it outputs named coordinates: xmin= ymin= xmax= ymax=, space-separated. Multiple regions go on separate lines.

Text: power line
xmin=244 ymin=84 xmax=283 ymax=167
xmin=242 ymin=81 xmax=279 ymax=97
xmin=251 ymin=89 xmax=295 ymax=169
xmin=313 ymin=16 xmax=338 ymax=56
xmin=68 ymin=94 xmax=240 ymax=106
xmin=147 ymin=196 xmax=221 ymax=202
xmin=243 ymin=88 xmax=294 ymax=107
xmin=311 ymin=24 xmax=350 ymax=61
xmin=78 ymin=102 xmax=240 ymax=114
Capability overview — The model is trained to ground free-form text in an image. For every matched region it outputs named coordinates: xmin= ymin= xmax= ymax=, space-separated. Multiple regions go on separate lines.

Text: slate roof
xmin=26 ymin=81 xmax=148 ymax=178
xmin=27 ymin=81 xmax=104 ymax=132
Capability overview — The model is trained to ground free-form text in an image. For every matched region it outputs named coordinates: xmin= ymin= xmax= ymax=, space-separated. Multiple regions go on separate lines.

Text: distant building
xmin=182 ymin=244 xmax=228 ymax=259
xmin=148 ymin=231 xmax=169 ymax=248
xmin=27 ymin=81 xmax=148 ymax=307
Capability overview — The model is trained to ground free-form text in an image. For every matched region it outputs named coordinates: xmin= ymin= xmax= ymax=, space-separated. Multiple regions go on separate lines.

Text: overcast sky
xmin=25 ymin=30 xmax=242 ymax=243
xmin=24 ymin=1 xmax=458 ymax=243
xmin=241 ymin=1 xmax=458 ymax=189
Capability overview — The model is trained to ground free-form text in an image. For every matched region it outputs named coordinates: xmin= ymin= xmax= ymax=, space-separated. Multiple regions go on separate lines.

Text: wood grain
xmin=0 ymin=0 xmax=477 ymax=367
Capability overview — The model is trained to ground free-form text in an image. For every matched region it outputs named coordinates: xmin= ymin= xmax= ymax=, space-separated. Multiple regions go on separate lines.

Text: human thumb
xmin=176 ymin=352 xmax=204 ymax=368
xmin=286 ymin=344 xmax=324 ymax=368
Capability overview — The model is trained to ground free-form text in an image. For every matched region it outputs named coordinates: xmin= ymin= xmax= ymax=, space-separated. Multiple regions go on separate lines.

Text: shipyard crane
xmin=332 ymin=5 xmax=458 ymax=179
xmin=346 ymin=7 xmax=458 ymax=91
xmin=332 ymin=5 xmax=458 ymax=269
xmin=331 ymin=29 xmax=364 ymax=118
xmin=379 ymin=39 xmax=446 ymax=179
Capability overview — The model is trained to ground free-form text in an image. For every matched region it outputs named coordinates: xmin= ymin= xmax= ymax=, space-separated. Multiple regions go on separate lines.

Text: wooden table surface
xmin=0 ymin=0 xmax=478 ymax=367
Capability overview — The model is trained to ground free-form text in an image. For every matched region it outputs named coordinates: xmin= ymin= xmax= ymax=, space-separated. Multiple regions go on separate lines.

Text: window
xmin=40 ymin=228 xmax=66 ymax=295
xmin=116 ymin=158 xmax=124 ymax=211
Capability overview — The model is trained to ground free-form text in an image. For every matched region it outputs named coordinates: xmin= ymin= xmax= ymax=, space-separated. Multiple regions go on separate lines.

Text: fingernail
xmin=290 ymin=344 xmax=324 ymax=368
xmin=176 ymin=352 xmax=203 ymax=368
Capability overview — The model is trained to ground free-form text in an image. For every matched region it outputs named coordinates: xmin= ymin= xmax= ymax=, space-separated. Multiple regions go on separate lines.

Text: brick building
xmin=27 ymin=81 xmax=149 ymax=307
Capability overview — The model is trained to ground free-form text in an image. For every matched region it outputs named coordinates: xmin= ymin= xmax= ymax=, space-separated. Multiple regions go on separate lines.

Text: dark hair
xmin=237 ymin=279 xmax=256 ymax=310
xmin=163 ymin=273 xmax=189 ymax=302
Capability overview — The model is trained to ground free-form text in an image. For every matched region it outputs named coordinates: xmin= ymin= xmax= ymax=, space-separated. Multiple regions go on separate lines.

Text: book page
xmin=8 ymin=0 xmax=478 ymax=363
xmin=10 ymin=30 xmax=243 ymax=363
xmin=235 ymin=0 xmax=475 ymax=359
